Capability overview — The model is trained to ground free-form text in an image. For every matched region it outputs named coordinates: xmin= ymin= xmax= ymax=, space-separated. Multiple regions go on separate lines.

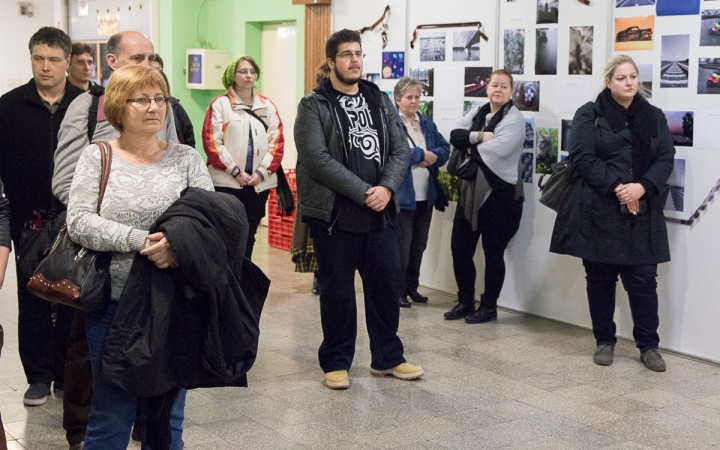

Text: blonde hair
xmin=104 ymin=65 xmax=169 ymax=133
xmin=603 ymin=54 xmax=639 ymax=85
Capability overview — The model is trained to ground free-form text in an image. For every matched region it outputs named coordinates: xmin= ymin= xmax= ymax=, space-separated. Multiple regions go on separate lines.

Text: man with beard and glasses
xmin=294 ymin=29 xmax=423 ymax=390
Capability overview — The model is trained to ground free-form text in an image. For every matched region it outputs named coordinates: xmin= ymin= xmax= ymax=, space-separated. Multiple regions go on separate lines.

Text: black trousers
xmin=63 ymin=310 xmax=93 ymax=445
xmin=310 ymin=223 xmax=406 ymax=373
xmin=215 ymin=186 xmax=270 ymax=260
xmin=582 ymin=259 xmax=661 ymax=351
xmin=450 ymin=193 xmax=522 ymax=301
xmin=398 ymin=201 xmax=433 ymax=295
xmin=13 ymin=238 xmax=73 ymax=385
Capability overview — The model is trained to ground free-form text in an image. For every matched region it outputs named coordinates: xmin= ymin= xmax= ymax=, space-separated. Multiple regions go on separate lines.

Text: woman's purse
xmin=538 ymin=159 xmax=573 ymax=211
xmin=446 ymin=146 xmax=479 ymax=180
xmin=27 ymin=142 xmax=114 ymax=311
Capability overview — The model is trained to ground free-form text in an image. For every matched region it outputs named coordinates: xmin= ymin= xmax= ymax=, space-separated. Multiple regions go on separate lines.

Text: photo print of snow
xmin=660 ymin=35 xmax=690 ymax=88
xmin=419 ymin=31 xmax=446 ymax=62
xmin=569 ymin=26 xmax=593 ymax=75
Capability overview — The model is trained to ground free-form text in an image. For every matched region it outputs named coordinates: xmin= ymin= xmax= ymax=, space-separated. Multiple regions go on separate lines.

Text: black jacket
xmin=294 ymin=78 xmax=410 ymax=223
xmin=0 ymin=177 xmax=9 ymax=249
xmin=100 ymin=188 xmax=269 ymax=396
xmin=0 ymin=78 xmax=83 ymax=240
xmin=171 ymin=97 xmax=196 ymax=148
xmin=550 ymin=100 xmax=675 ymax=265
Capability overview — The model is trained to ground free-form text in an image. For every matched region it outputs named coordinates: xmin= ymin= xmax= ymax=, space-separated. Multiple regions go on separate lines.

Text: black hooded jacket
xmin=100 ymin=187 xmax=269 ymax=396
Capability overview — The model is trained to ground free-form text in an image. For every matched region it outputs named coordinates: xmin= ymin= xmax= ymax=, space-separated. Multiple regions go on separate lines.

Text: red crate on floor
xmin=267 ymin=168 xmax=297 ymax=251
xmin=268 ymin=232 xmax=291 ymax=251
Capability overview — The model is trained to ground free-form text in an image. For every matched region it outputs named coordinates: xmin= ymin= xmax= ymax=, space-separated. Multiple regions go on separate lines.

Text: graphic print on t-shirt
xmin=337 ymin=94 xmax=381 ymax=165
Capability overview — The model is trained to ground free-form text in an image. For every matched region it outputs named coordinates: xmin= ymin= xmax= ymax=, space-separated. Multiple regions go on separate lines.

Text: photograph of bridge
xmin=614 ymin=16 xmax=654 ymax=51
xmin=639 ymin=63 xmax=653 ymax=98
xmin=453 ymin=30 xmax=480 ymax=61
xmin=697 ymin=58 xmax=720 ymax=94
xmin=660 ymin=34 xmax=689 ymax=88
xmin=616 ymin=0 xmax=656 ymax=7
xmin=700 ymin=10 xmax=720 ymax=47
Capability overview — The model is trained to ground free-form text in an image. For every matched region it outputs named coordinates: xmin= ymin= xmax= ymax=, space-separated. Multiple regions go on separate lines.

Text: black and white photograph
xmin=521 ymin=153 xmax=534 ymax=183
xmin=535 ymin=127 xmax=558 ymax=175
xmin=639 ymin=63 xmax=653 ymax=98
xmin=504 ymin=29 xmax=525 ymax=75
xmin=561 ymin=120 xmax=572 ymax=151
xmin=616 ymin=0 xmax=656 ymax=7
xmin=524 ymin=117 xmax=535 ymax=149
xmin=409 ymin=67 xmax=434 ymax=96
xmin=419 ymin=31 xmax=446 ymax=62
xmin=536 ymin=27 xmax=558 ymax=75
xmin=513 ymin=81 xmax=540 ymax=112
xmin=664 ymin=159 xmax=685 ymax=212
xmin=700 ymin=10 xmax=720 ymax=47
xmin=660 ymin=34 xmax=690 ymax=88
xmin=698 ymin=58 xmax=720 ymax=94
xmin=464 ymin=67 xmax=493 ymax=97
xmin=569 ymin=26 xmax=593 ymax=75
xmin=453 ymin=30 xmax=481 ymax=61
xmin=664 ymin=111 xmax=694 ymax=147
xmin=537 ymin=0 xmax=559 ymax=24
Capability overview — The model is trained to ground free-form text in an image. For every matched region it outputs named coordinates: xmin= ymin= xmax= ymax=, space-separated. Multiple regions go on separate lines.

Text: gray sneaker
xmin=23 ymin=383 xmax=50 ymax=406
xmin=593 ymin=344 xmax=614 ymax=366
xmin=641 ymin=348 xmax=666 ymax=372
xmin=69 ymin=443 xmax=84 ymax=450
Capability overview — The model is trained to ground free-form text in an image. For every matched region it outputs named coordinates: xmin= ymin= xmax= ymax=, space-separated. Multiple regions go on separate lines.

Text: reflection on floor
xmin=1 ymin=226 xmax=720 ymax=449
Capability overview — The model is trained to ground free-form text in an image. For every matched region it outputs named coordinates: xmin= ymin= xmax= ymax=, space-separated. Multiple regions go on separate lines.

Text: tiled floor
xmin=1 ymin=227 xmax=720 ymax=449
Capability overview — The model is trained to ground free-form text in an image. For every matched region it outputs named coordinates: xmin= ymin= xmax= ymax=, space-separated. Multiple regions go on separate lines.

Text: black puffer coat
xmin=101 ymin=188 xmax=269 ymax=396
xmin=550 ymin=99 xmax=675 ymax=265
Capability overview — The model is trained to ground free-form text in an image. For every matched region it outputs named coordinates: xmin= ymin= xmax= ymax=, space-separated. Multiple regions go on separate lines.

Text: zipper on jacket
xmin=327 ymin=213 xmax=340 ymax=235
xmin=332 ymin=108 xmax=350 ymax=163
xmin=378 ymin=106 xmax=390 ymax=169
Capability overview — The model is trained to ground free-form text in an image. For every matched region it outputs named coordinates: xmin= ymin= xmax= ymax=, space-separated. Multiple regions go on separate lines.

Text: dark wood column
xmin=293 ymin=0 xmax=332 ymax=94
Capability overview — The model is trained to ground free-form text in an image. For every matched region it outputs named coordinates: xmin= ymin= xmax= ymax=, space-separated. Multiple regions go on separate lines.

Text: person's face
xmin=68 ymin=52 xmax=94 ymax=84
xmin=31 ymin=44 xmax=69 ymax=90
xmin=607 ymin=62 xmax=638 ymax=104
xmin=328 ymin=42 xmax=363 ymax=85
xmin=107 ymin=32 xmax=155 ymax=70
xmin=234 ymin=60 xmax=257 ymax=91
xmin=487 ymin=74 xmax=512 ymax=107
xmin=121 ymin=85 xmax=167 ymax=136
xmin=396 ymin=88 xmax=421 ymax=118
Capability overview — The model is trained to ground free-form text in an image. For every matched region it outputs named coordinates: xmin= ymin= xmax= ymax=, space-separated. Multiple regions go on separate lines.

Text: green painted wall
xmin=157 ymin=0 xmax=305 ymax=153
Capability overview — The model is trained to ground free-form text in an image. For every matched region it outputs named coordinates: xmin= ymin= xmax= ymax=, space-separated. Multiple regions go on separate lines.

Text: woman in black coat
xmin=550 ymin=55 xmax=675 ymax=372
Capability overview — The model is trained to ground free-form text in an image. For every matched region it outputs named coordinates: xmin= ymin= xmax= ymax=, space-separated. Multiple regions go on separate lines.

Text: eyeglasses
xmin=126 ymin=97 xmax=170 ymax=107
xmin=236 ymin=69 xmax=257 ymax=76
xmin=336 ymin=51 xmax=364 ymax=60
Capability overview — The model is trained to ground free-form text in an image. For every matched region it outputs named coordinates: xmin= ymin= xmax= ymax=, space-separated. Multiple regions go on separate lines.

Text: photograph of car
xmin=701 ymin=10 xmax=720 ymax=46
xmin=698 ymin=58 xmax=720 ymax=94
xmin=616 ymin=26 xmax=652 ymax=42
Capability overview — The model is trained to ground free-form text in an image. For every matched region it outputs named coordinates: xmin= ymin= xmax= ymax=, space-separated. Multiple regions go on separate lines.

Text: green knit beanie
xmin=222 ymin=55 xmax=244 ymax=89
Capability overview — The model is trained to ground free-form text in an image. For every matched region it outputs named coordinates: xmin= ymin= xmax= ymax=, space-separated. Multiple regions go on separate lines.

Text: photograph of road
xmin=513 ymin=81 xmax=540 ymax=112
xmin=664 ymin=159 xmax=685 ymax=212
xmin=700 ymin=10 xmax=720 ymax=47
xmin=698 ymin=58 xmax=720 ymax=94
xmin=536 ymin=27 xmax=558 ymax=75
xmin=537 ymin=0 xmax=559 ymax=24
xmin=464 ymin=67 xmax=492 ymax=97
xmin=419 ymin=31 xmax=446 ymax=62
xmin=660 ymin=35 xmax=689 ymax=88
xmin=663 ymin=111 xmax=694 ymax=147
xmin=569 ymin=26 xmax=593 ymax=75
xmin=453 ymin=30 xmax=480 ymax=61
xmin=616 ymin=0 xmax=656 ymax=6
xmin=614 ymin=16 xmax=654 ymax=51
xmin=639 ymin=63 xmax=653 ymax=98
xmin=657 ymin=0 xmax=700 ymax=16
xmin=409 ymin=67 xmax=434 ymax=96
xmin=504 ymin=29 xmax=525 ymax=74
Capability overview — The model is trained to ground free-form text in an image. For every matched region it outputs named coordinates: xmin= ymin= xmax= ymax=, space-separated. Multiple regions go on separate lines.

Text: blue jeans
xmin=84 ymin=301 xmax=186 ymax=450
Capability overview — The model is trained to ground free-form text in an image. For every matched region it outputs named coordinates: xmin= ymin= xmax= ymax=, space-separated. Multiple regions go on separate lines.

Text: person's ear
xmin=326 ymin=57 xmax=335 ymax=71
xmin=107 ymin=53 xmax=119 ymax=71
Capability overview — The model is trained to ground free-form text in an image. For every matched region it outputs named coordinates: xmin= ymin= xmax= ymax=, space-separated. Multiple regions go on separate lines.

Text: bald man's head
xmin=106 ymin=31 xmax=155 ymax=71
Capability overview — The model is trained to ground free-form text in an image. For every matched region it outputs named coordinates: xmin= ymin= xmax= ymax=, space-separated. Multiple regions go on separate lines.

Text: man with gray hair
xmin=0 ymin=26 xmax=84 ymax=407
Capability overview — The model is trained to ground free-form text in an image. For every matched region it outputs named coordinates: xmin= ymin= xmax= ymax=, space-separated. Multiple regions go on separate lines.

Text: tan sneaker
xmin=325 ymin=370 xmax=350 ymax=389
xmin=371 ymin=362 xmax=424 ymax=380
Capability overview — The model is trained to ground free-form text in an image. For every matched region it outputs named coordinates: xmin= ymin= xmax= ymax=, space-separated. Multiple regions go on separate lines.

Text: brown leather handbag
xmin=27 ymin=142 xmax=114 ymax=311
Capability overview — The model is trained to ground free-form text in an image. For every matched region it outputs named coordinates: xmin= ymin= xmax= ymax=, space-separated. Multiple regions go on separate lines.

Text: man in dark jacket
xmin=0 ymin=177 xmax=10 ymax=450
xmin=294 ymin=29 xmax=422 ymax=390
xmin=0 ymin=27 xmax=83 ymax=407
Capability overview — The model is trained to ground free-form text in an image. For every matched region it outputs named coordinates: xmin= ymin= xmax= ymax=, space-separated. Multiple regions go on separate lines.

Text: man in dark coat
xmin=0 ymin=27 xmax=83 ymax=406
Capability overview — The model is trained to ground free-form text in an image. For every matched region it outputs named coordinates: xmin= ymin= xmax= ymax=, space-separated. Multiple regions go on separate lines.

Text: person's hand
xmin=482 ymin=132 xmax=495 ymax=142
xmin=625 ymin=199 xmax=640 ymax=215
xmin=418 ymin=161 xmax=430 ymax=168
xmin=235 ymin=172 xmax=251 ymax=187
xmin=424 ymin=150 xmax=438 ymax=166
xmin=365 ymin=186 xmax=392 ymax=211
xmin=140 ymin=232 xmax=179 ymax=269
xmin=615 ymin=183 xmax=645 ymax=204
xmin=247 ymin=173 xmax=262 ymax=187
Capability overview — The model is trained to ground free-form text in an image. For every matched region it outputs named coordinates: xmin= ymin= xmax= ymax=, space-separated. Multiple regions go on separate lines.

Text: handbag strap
xmin=95 ymin=142 xmax=113 ymax=214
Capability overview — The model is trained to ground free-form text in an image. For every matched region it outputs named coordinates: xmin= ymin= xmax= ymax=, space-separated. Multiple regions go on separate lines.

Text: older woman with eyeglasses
xmin=202 ymin=55 xmax=285 ymax=260
xmin=66 ymin=65 xmax=213 ymax=449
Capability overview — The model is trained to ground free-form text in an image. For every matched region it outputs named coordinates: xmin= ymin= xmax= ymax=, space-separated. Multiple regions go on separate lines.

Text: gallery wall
xmin=333 ymin=0 xmax=720 ymax=362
